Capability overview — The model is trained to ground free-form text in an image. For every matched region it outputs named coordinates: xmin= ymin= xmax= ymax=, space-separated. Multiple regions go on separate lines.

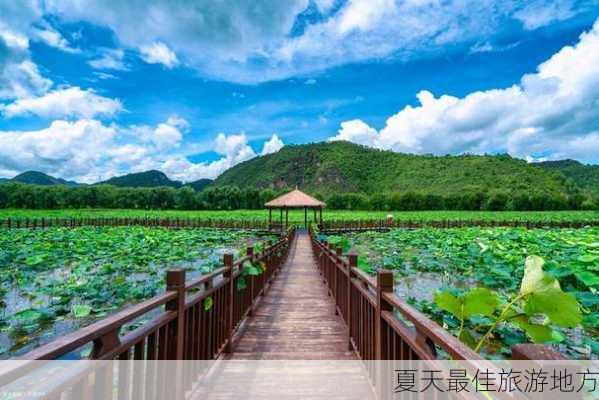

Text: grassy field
xmin=0 ymin=209 xmax=597 ymax=223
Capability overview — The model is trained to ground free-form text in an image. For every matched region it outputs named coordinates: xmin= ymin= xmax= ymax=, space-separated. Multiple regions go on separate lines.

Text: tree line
xmin=0 ymin=182 xmax=596 ymax=211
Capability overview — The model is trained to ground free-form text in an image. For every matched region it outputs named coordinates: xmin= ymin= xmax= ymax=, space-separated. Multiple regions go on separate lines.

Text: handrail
xmin=309 ymin=227 xmax=557 ymax=362
xmin=0 ymin=216 xmax=279 ymax=231
xmin=320 ymin=217 xmax=598 ymax=231
xmin=0 ymin=227 xmax=296 ymax=397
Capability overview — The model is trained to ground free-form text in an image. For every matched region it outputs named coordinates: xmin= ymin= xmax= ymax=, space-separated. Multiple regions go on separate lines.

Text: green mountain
xmin=213 ymin=141 xmax=577 ymax=196
xmin=98 ymin=170 xmax=182 ymax=188
xmin=11 ymin=171 xmax=79 ymax=186
xmin=534 ymin=160 xmax=599 ymax=195
xmin=186 ymin=178 xmax=212 ymax=192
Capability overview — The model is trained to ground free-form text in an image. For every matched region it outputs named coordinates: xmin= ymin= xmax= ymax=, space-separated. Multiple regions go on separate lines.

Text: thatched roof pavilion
xmin=265 ymin=188 xmax=325 ymax=229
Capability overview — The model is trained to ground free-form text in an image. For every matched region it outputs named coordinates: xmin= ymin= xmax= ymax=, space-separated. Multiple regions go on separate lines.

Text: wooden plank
xmin=224 ymin=231 xmax=358 ymax=361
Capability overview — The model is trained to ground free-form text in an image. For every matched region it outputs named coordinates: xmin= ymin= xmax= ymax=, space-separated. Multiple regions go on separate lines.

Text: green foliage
xmin=0 ymin=226 xmax=272 ymax=357
xmin=434 ymin=256 xmax=583 ymax=354
xmin=203 ymin=296 xmax=214 ymax=311
xmin=338 ymin=227 xmax=598 ymax=358
xmin=212 ymin=141 xmax=597 ymax=206
xmin=535 ymin=160 xmax=599 ymax=195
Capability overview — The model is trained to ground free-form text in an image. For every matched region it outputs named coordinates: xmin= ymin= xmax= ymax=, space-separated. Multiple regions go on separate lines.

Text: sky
xmin=0 ymin=0 xmax=598 ymax=183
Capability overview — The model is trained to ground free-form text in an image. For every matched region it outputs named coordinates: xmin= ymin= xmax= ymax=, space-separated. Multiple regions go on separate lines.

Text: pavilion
xmin=265 ymin=188 xmax=325 ymax=230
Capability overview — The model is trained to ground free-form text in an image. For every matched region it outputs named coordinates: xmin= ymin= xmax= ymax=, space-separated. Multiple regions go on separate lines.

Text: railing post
xmin=376 ymin=269 xmax=393 ymax=360
xmin=247 ymin=245 xmax=255 ymax=316
xmin=166 ymin=269 xmax=186 ymax=360
xmin=347 ymin=251 xmax=357 ymax=351
xmin=334 ymin=247 xmax=342 ymax=315
xmin=224 ymin=253 xmax=234 ymax=353
xmin=166 ymin=269 xmax=186 ymax=400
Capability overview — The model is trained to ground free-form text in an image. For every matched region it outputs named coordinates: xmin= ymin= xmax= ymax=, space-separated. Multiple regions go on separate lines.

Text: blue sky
xmin=1 ymin=0 xmax=598 ymax=183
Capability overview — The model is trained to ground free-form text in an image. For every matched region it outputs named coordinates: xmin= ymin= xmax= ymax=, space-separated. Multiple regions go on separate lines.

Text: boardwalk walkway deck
xmin=190 ymin=230 xmax=373 ymax=399
xmin=225 ymin=230 xmax=356 ymax=360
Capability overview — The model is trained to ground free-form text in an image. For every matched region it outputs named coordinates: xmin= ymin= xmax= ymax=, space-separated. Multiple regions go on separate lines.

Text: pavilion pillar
xmin=280 ymin=208 xmax=283 ymax=229
xmin=268 ymin=208 xmax=272 ymax=230
xmin=313 ymin=208 xmax=317 ymax=224
xmin=319 ymin=208 xmax=323 ymax=225
xmin=304 ymin=207 xmax=308 ymax=228
xmin=285 ymin=208 xmax=288 ymax=229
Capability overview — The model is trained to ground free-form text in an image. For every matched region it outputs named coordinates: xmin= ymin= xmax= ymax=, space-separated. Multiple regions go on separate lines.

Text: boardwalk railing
xmin=310 ymin=228 xmax=566 ymax=398
xmin=0 ymin=216 xmax=270 ymax=230
xmin=0 ymin=228 xmax=295 ymax=399
xmin=321 ymin=218 xmax=597 ymax=232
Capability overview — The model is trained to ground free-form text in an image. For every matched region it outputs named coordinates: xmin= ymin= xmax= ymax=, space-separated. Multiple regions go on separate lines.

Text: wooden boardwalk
xmin=190 ymin=231 xmax=373 ymax=399
xmin=225 ymin=230 xmax=357 ymax=360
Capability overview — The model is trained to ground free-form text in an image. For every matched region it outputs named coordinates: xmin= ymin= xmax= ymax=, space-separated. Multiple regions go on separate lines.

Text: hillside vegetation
xmin=97 ymin=170 xmax=182 ymax=188
xmin=535 ymin=160 xmax=599 ymax=195
xmin=214 ymin=141 xmax=580 ymax=196
xmin=11 ymin=171 xmax=79 ymax=186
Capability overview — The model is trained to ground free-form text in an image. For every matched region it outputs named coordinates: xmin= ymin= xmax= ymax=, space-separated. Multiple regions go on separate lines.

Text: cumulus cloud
xmin=0 ymin=115 xmax=283 ymax=182
xmin=139 ymin=42 xmax=178 ymax=68
xmin=330 ymin=19 xmax=599 ymax=163
xmin=261 ymin=134 xmax=284 ymax=155
xmin=2 ymin=87 xmax=122 ymax=119
xmin=0 ymin=2 xmax=52 ymax=99
xmin=42 ymin=0 xmax=592 ymax=83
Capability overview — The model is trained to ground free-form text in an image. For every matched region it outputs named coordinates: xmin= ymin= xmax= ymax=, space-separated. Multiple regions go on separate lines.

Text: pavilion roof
xmin=265 ymin=188 xmax=326 ymax=208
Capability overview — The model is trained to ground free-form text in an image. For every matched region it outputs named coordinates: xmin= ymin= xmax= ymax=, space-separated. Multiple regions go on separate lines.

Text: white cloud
xmin=0 ymin=2 xmax=52 ymax=99
xmin=0 ymin=116 xmax=283 ymax=182
xmin=330 ymin=19 xmax=599 ymax=163
xmin=2 ymin=87 xmax=122 ymax=119
xmin=32 ymin=27 xmax=79 ymax=53
xmin=261 ymin=134 xmax=284 ymax=155
xmin=139 ymin=42 xmax=178 ymax=68
xmin=43 ymin=0 xmax=591 ymax=83
xmin=329 ymin=119 xmax=378 ymax=146
xmin=514 ymin=0 xmax=577 ymax=30
xmin=88 ymin=48 xmax=128 ymax=71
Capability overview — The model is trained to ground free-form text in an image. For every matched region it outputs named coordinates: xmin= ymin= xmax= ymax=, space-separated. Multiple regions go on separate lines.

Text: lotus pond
xmin=0 ymin=227 xmax=273 ymax=358
xmin=324 ymin=227 xmax=599 ymax=359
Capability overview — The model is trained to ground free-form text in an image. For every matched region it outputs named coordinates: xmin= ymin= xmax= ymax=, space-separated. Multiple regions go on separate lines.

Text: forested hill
xmin=11 ymin=171 xmax=79 ymax=186
xmin=97 ymin=170 xmax=182 ymax=188
xmin=213 ymin=141 xmax=579 ymax=196
xmin=534 ymin=160 xmax=599 ymax=195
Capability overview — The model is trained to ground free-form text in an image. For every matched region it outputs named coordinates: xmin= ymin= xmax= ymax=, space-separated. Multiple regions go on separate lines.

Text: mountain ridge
xmin=1 ymin=142 xmax=597 ymax=196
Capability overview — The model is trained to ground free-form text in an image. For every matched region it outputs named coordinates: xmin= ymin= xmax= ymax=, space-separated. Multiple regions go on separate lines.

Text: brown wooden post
xmin=166 ymin=269 xmax=186 ymax=400
xmin=347 ymin=251 xmax=357 ymax=351
xmin=376 ymin=270 xmax=393 ymax=360
xmin=334 ymin=247 xmax=342 ymax=315
xmin=268 ymin=208 xmax=272 ymax=230
xmin=223 ymin=253 xmax=234 ymax=353
xmin=166 ymin=269 xmax=186 ymax=360
xmin=285 ymin=208 xmax=289 ymax=229
xmin=279 ymin=208 xmax=283 ymax=229
xmin=247 ymin=245 xmax=255 ymax=316
xmin=304 ymin=207 xmax=307 ymax=228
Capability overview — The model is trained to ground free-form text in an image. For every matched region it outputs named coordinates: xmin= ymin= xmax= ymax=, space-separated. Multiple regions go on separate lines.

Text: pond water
xmin=0 ymin=227 xmax=274 ymax=358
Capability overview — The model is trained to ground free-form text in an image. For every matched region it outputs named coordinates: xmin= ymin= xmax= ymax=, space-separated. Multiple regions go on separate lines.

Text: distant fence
xmin=0 ymin=229 xmax=295 ymax=399
xmin=320 ymin=218 xmax=598 ymax=232
xmin=0 ymin=217 xmax=270 ymax=230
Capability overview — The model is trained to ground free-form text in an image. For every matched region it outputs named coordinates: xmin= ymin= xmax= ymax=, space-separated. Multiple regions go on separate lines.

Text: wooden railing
xmin=310 ymin=229 xmax=566 ymax=398
xmin=0 ymin=228 xmax=295 ymax=398
xmin=321 ymin=217 xmax=597 ymax=232
xmin=0 ymin=216 xmax=271 ymax=230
